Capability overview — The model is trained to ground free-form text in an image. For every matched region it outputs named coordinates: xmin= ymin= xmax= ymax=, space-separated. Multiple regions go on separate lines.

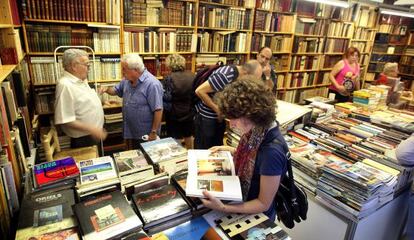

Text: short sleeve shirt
xmin=54 ymin=71 xmax=104 ymax=138
xmin=247 ymin=124 xmax=288 ymax=221
xmin=114 ymin=70 xmax=163 ymax=139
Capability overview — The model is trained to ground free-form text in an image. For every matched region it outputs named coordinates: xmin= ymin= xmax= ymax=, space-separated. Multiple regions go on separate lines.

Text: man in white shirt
xmin=54 ymin=49 xmax=107 ymax=153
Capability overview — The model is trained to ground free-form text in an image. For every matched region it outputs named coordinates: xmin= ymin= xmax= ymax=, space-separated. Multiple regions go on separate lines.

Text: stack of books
xmin=76 ymin=156 xmax=120 ymax=199
xmin=113 ymin=149 xmax=154 ymax=198
xmin=73 ymin=190 xmax=142 ymax=240
xmin=15 ymin=189 xmax=79 ymax=240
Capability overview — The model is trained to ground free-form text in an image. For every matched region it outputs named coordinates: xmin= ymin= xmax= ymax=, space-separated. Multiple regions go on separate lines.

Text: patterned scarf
xmin=233 ymin=126 xmax=266 ymax=200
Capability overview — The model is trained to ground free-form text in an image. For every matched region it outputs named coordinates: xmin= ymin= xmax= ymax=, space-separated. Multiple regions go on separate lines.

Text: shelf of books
xmin=400 ymin=31 xmax=414 ymax=91
xmin=367 ymin=13 xmax=413 ymax=88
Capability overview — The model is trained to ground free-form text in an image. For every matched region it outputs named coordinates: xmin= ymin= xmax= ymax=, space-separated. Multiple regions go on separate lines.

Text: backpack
xmin=270 ymin=139 xmax=308 ymax=229
xmin=191 ymin=61 xmax=224 ymax=108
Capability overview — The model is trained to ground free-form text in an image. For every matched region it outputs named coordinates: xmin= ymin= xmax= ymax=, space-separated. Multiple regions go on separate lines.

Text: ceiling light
xmin=304 ymin=0 xmax=350 ymax=8
xmin=380 ymin=8 xmax=414 ymax=18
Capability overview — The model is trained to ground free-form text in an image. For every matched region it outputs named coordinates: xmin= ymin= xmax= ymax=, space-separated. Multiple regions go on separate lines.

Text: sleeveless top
xmin=329 ymin=59 xmax=360 ymax=92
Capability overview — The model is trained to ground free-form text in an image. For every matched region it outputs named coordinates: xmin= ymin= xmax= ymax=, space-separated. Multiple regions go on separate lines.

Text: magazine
xmin=186 ymin=150 xmax=242 ymax=202
xmin=78 ymin=156 xmax=118 ymax=185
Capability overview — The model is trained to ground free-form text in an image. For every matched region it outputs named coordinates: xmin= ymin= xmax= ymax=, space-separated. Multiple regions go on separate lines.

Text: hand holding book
xmin=200 ymin=190 xmax=226 ymax=212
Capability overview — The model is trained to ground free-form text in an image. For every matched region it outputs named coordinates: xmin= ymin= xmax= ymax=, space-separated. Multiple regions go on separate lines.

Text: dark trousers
xmin=328 ymin=89 xmax=350 ymax=103
xmin=194 ymin=113 xmax=226 ymax=149
xmin=71 ymin=135 xmax=103 ymax=156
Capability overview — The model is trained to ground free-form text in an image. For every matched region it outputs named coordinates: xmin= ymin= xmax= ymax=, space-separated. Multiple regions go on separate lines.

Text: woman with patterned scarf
xmin=201 ymin=76 xmax=288 ymax=221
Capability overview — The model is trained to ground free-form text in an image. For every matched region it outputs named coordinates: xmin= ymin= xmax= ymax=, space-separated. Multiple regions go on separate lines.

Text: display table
xmin=279 ymin=186 xmax=411 ymax=240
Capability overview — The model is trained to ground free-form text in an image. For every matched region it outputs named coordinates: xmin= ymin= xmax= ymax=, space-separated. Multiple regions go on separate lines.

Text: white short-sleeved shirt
xmin=54 ymin=71 xmax=104 ymax=138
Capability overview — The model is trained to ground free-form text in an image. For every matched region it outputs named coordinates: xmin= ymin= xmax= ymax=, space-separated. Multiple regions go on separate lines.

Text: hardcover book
xmin=132 ymin=184 xmax=191 ymax=229
xmin=15 ymin=189 xmax=77 ymax=240
xmin=215 ymin=213 xmax=290 ymax=240
xmin=78 ymin=156 xmax=118 ymax=185
xmin=33 ymin=157 xmax=80 ymax=188
xmin=29 ymin=228 xmax=80 ymax=240
xmin=73 ymin=190 xmax=142 ymax=240
xmin=186 ymin=150 xmax=242 ymax=202
xmin=171 ymin=170 xmax=205 ymax=210
xmin=113 ymin=150 xmax=149 ymax=176
xmin=141 ymin=137 xmax=188 ymax=175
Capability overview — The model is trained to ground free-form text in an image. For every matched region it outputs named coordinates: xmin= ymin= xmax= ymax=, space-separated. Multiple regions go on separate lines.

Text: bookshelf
xmin=399 ymin=31 xmax=414 ymax=91
xmin=367 ymin=13 xmax=413 ymax=88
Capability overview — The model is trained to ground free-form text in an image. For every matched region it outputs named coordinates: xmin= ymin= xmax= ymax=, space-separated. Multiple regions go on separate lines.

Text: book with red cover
xmin=33 ymin=157 xmax=80 ymax=187
xmin=0 ymin=48 xmax=18 ymax=64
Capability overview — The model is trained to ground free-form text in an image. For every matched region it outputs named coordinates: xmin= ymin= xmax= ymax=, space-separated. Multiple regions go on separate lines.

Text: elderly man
xmin=194 ymin=60 xmax=262 ymax=149
xmin=54 ymin=49 xmax=107 ymax=152
xmin=257 ymin=47 xmax=277 ymax=93
xmin=102 ymin=53 xmax=163 ymax=150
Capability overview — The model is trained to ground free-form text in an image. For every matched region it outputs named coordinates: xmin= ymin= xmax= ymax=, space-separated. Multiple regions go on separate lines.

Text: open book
xmin=185 ymin=150 xmax=242 ymax=202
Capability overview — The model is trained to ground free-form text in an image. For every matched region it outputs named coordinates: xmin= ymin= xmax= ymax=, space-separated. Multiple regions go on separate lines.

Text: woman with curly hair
xmin=201 ymin=76 xmax=288 ymax=221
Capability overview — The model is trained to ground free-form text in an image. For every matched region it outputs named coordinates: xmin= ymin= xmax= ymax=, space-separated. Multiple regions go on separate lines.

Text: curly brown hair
xmin=215 ymin=76 xmax=276 ymax=128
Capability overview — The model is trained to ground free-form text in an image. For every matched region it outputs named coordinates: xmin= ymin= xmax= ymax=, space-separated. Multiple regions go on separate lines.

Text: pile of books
xmin=285 ymin=114 xmax=413 ymax=220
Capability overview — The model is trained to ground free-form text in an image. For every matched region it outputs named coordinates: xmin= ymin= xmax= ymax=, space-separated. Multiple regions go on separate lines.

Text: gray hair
xmin=121 ymin=53 xmax=145 ymax=72
xmin=62 ymin=49 xmax=88 ymax=71
xmin=166 ymin=54 xmax=185 ymax=72
xmin=241 ymin=60 xmax=261 ymax=75
xmin=383 ymin=62 xmax=398 ymax=75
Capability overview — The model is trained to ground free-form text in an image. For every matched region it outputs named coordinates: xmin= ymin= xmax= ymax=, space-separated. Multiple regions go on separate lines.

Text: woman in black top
xmin=163 ymin=54 xmax=195 ymax=148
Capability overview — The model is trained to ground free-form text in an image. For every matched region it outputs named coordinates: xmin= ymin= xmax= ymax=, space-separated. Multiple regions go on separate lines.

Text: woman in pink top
xmin=328 ymin=47 xmax=361 ymax=103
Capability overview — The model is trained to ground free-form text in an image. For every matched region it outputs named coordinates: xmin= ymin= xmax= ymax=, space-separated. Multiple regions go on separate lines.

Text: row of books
xmin=254 ymin=12 xmax=294 ymax=33
xmin=295 ymin=18 xmax=325 ymax=36
xmin=255 ymin=0 xmax=292 ymax=12
xmin=326 ymin=22 xmax=354 ymax=38
xmin=292 ymin=37 xmax=324 ymax=53
xmin=25 ymin=25 xmax=120 ymax=53
xmin=22 ymin=0 xmax=121 ymax=24
xmin=353 ymin=27 xmax=375 ymax=41
xmin=198 ymin=6 xmax=251 ymax=30
xmin=123 ymin=29 xmax=195 ymax=53
xmin=124 ymin=0 xmax=195 ymax=26
xmin=197 ymin=32 xmax=248 ymax=53
xmin=251 ymin=34 xmax=292 ymax=52
xmin=30 ymin=57 xmax=121 ymax=85
xmin=34 ymin=87 xmax=55 ymax=114
xmin=290 ymin=55 xmax=319 ymax=71
xmin=324 ymin=38 xmax=349 ymax=53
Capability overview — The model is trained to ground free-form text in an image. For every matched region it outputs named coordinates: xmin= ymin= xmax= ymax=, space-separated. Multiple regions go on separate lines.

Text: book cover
xmin=113 ymin=150 xmax=149 ymax=176
xmin=186 ymin=150 xmax=242 ymax=202
xmin=140 ymin=137 xmax=187 ymax=164
xmin=78 ymin=156 xmax=118 ymax=185
xmin=153 ymin=217 xmax=221 ymax=240
xmin=73 ymin=190 xmax=142 ymax=240
xmin=215 ymin=213 xmax=290 ymax=240
xmin=15 ymin=189 xmax=77 ymax=240
xmin=171 ymin=170 xmax=204 ymax=210
xmin=132 ymin=184 xmax=191 ymax=229
xmin=29 ymin=227 xmax=80 ymax=240
xmin=33 ymin=157 xmax=79 ymax=187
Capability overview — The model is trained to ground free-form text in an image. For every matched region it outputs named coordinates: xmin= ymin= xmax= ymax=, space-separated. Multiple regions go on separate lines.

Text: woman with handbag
xmin=201 ymin=76 xmax=288 ymax=221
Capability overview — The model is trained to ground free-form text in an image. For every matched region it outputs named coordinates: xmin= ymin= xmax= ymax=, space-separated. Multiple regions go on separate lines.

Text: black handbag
xmin=274 ymin=145 xmax=309 ymax=229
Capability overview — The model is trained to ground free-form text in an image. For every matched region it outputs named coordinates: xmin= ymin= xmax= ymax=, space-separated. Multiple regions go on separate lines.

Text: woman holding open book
xmin=201 ymin=76 xmax=288 ymax=221
xmin=328 ymin=47 xmax=361 ymax=103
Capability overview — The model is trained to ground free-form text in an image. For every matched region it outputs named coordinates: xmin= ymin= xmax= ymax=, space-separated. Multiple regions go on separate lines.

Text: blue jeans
xmin=194 ymin=113 xmax=226 ymax=149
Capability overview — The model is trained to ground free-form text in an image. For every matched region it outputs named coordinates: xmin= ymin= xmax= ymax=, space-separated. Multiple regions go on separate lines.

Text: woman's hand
xmin=201 ymin=190 xmax=227 ymax=212
xmin=209 ymin=145 xmax=236 ymax=155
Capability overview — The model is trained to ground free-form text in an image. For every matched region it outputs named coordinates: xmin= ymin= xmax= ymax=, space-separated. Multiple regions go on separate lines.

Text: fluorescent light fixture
xmin=380 ymin=8 xmax=414 ymax=18
xmin=304 ymin=0 xmax=350 ymax=8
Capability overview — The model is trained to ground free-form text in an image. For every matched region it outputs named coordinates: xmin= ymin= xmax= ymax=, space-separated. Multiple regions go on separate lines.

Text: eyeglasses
xmin=77 ymin=62 xmax=91 ymax=67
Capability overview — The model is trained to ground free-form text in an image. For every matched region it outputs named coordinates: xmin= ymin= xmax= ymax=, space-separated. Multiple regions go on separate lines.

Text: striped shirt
xmin=195 ymin=65 xmax=238 ymax=119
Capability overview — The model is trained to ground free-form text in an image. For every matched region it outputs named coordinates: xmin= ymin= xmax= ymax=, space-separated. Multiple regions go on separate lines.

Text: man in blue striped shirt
xmin=194 ymin=60 xmax=262 ymax=149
